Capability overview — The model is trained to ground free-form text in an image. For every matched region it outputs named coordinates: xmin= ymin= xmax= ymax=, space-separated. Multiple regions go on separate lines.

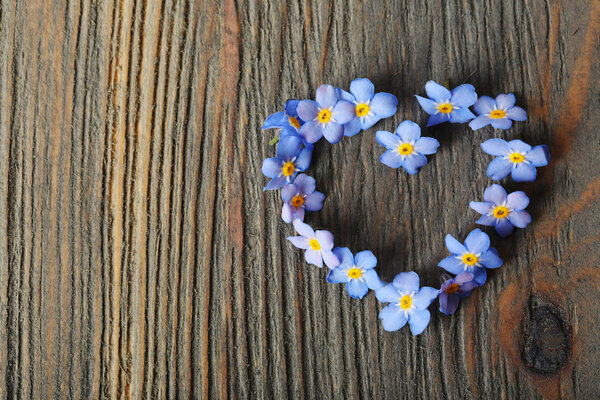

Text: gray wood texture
xmin=0 ymin=0 xmax=599 ymax=398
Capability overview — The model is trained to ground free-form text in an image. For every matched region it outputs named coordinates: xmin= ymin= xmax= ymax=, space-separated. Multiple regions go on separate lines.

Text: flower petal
xmin=359 ymin=113 xmax=381 ymax=131
xmin=322 ymin=122 xmax=344 ymax=144
xmin=376 ymin=130 xmax=402 ymax=150
xmin=506 ymin=106 xmax=527 ymax=121
xmin=293 ymin=174 xmax=315 ymax=195
xmin=526 ymin=145 xmax=550 ymax=166
xmin=322 ymin=250 xmax=341 ymax=269
xmin=363 ymin=269 xmax=383 ymax=291
xmin=305 ymin=248 xmax=323 ymax=268
xmin=506 ymin=191 xmax=529 ymax=210
xmin=426 ymin=112 xmax=450 ymax=127
xmin=333 ymin=247 xmax=354 ymax=267
xmin=349 ymin=78 xmax=375 ymax=103
xmin=490 ymin=118 xmax=512 ymax=130
xmin=287 ymin=236 xmax=309 ymax=249
xmin=303 ymin=192 xmax=325 ymax=211
xmin=508 ymin=210 xmax=531 ymax=228
xmin=415 ymin=95 xmax=439 ymax=114
xmin=454 ymin=271 xmax=475 ymax=285
xmin=262 ymin=111 xmax=287 ymax=130
xmin=487 ymin=157 xmax=512 ymax=180
xmin=294 ymin=148 xmax=312 ymax=172
xmin=511 ymin=162 xmax=537 ymax=182
xmin=448 ymin=107 xmax=476 ymax=123
xmin=293 ymin=219 xmax=315 ymax=238
xmin=464 ymin=229 xmax=490 ymax=254
xmin=484 ymin=184 xmax=507 ymax=204
xmin=326 ymin=267 xmax=349 ymax=284
xmin=425 ymin=81 xmax=451 ymax=102
xmin=395 ymin=120 xmax=421 ymax=142
xmin=479 ymin=248 xmax=503 ymax=269
xmin=473 ymin=96 xmax=496 ymax=115
xmin=469 ymin=115 xmax=492 ymax=130
xmin=481 ymin=138 xmax=511 ymax=156
xmin=315 ymin=84 xmax=338 ymax=109
xmin=281 ymin=183 xmax=298 ymax=202
xmin=281 ymin=204 xmax=295 ymax=223
xmin=445 ymin=234 xmax=467 ymax=254
xmin=413 ymin=137 xmax=439 ymax=155
xmin=379 ymin=150 xmax=403 ymax=169
xmin=299 ymin=120 xmax=323 ymax=144
xmin=508 ymin=139 xmax=532 ymax=153
xmin=450 ymin=84 xmax=477 ymax=107
xmin=495 ymin=219 xmax=514 ymax=237
xmin=354 ymin=250 xmax=377 ymax=269
xmin=331 ymin=100 xmax=356 ymax=125
xmin=343 ymin=117 xmax=363 ymax=137
xmin=375 ymin=283 xmax=401 ymax=303
xmin=469 ymin=201 xmax=493 ymax=215
xmin=315 ymin=230 xmax=334 ymax=251
xmin=438 ymin=256 xmax=465 ymax=275
xmin=495 ymin=93 xmax=516 ymax=109
xmin=379 ymin=305 xmax=408 ymax=332
xmin=370 ymin=92 xmax=398 ymax=118
xmin=346 ymin=279 xmax=369 ymax=299
xmin=408 ymin=309 xmax=431 ymax=335
xmin=439 ymin=293 xmax=460 ymax=315
xmin=412 ymin=287 xmax=439 ymax=310
xmin=472 ymin=267 xmax=487 ymax=285
xmin=261 ymin=157 xmax=284 ymax=178
xmin=264 ymin=175 xmax=287 ymax=191
xmin=402 ymin=154 xmax=428 ymax=175
xmin=284 ymin=99 xmax=300 ymax=117
xmin=297 ymin=100 xmax=319 ymax=121
xmin=392 ymin=271 xmax=420 ymax=293
xmin=476 ymin=215 xmax=496 ymax=226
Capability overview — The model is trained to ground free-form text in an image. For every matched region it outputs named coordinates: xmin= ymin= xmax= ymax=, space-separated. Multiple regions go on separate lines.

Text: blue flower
xmin=261 ymin=135 xmax=312 ymax=191
xmin=415 ymin=81 xmax=477 ymax=127
xmin=262 ymin=99 xmax=305 ymax=133
xmin=297 ymin=84 xmax=355 ymax=144
xmin=326 ymin=248 xmax=383 ymax=299
xmin=281 ymin=174 xmax=325 ymax=223
xmin=375 ymin=271 xmax=439 ymax=335
xmin=375 ymin=120 xmax=439 ymax=174
xmin=469 ymin=94 xmax=527 ymax=130
xmin=470 ymin=184 xmax=531 ymax=238
xmin=287 ymin=219 xmax=340 ymax=269
xmin=481 ymin=138 xmax=550 ymax=182
xmin=438 ymin=229 xmax=503 ymax=286
xmin=438 ymin=272 xmax=479 ymax=315
xmin=337 ymin=78 xmax=398 ymax=136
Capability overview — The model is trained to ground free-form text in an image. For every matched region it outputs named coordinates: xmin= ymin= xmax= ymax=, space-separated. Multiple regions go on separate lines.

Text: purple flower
xmin=469 ymin=94 xmax=527 ymax=130
xmin=375 ymin=271 xmax=439 ymax=335
xmin=481 ymin=138 xmax=550 ymax=182
xmin=376 ymin=120 xmax=439 ymax=174
xmin=470 ymin=184 xmax=531 ymax=238
xmin=415 ymin=81 xmax=477 ymax=127
xmin=262 ymin=99 xmax=305 ymax=133
xmin=261 ymin=135 xmax=312 ymax=191
xmin=337 ymin=78 xmax=398 ymax=136
xmin=281 ymin=174 xmax=325 ymax=223
xmin=297 ymin=84 xmax=355 ymax=144
xmin=287 ymin=219 xmax=340 ymax=269
xmin=326 ymin=248 xmax=383 ymax=299
xmin=438 ymin=272 xmax=479 ymax=315
xmin=438 ymin=229 xmax=503 ymax=286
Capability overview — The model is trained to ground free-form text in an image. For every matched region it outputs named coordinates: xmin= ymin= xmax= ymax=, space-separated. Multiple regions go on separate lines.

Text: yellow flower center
xmin=347 ymin=268 xmax=363 ymax=279
xmin=438 ymin=103 xmax=453 ymax=114
xmin=399 ymin=295 xmax=412 ymax=310
xmin=288 ymin=116 xmax=301 ymax=129
xmin=493 ymin=205 xmax=509 ymax=219
xmin=282 ymin=161 xmax=295 ymax=176
xmin=509 ymin=153 xmax=525 ymax=163
xmin=309 ymin=239 xmax=321 ymax=250
xmin=318 ymin=109 xmax=332 ymax=123
xmin=490 ymin=109 xmax=506 ymax=119
xmin=462 ymin=254 xmax=478 ymax=266
xmin=291 ymin=195 xmax=304 ymax=207
xmin=445 ymin=283 xmax=460 ymax=294
xmin=355 ymin=103 xmax=370 ymax=117
xmin=398 ymin=143 xmax=413 ymax=156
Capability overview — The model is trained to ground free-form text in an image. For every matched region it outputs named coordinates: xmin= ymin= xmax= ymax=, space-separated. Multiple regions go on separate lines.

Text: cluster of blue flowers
xmin=261 ymin=78 xmax=550 ymax=335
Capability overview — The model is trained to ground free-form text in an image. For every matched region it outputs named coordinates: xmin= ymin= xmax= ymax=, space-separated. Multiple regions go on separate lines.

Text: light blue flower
xmin=415 ymin=81 xmax=477 ymax=127
xmin=481 ymin=138 xmax=550 ymax=182
xmin=287 ymin=219 xmax=340 ymax=269
xmin=469 ymin=94 xmax=527 ymax=130
xmin=262 ymin=99 xmax=305 ymax=133
xmin=337 ymin=78 xmax=398 ymax=136
xmin=438 ymin=229 xmax=503 ymax=286
xmin=261 ymin=135 xmax=312 ymax=191
xmin=297 ymin=84 xmax=355 ymax=144
xmin=376 ymin=120 xmax=439 ymax=174
xmin=281 ymin=174 xmax=325 ymax=223
xmin=326 ymin=248 xmax=383 ymax=299
xmin=375 ymin=271 xmax=439 ymax=335
xmin=470 ymin=184 xmax=531 ymax=237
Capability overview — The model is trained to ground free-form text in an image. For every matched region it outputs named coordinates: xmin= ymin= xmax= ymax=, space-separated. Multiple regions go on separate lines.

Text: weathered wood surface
xmin=0 ymin=0 xmax=599 ymax=398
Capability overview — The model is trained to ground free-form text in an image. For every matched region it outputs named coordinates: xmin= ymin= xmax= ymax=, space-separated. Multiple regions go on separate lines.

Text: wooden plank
xmin=0 ymin=0 xmax=599 ymax=398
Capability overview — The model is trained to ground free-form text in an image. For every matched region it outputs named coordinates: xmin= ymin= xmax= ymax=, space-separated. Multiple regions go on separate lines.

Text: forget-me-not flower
xmin=438 ymin=272 xmax=479 ymax=315
xmin=415 ymin=81 xmax=477 ymax=126
xmin=326 ymin=248 xmax=383 ymax=299
xmin=376 ymin=120 xmax=439 ymax=174
xmin=469 ymin=94 xmax=527 ymax=130
xmin=470 ymin=184 xmax=531 ymax=237
xmin=297 ymin=84 xmax=355 ymax=144
xmin=261 ymin=135 xmax=312 ymax=191
xmin=337 ymin=78 xmax=398 ymax=136
xmin=280 ymin=174 xmax=325 ymax=223
xmin=262 ymin=99 xmax=305 ymax=133
xmin=481 ymin=138 xmax=550 ymax=182
xmin=438 ymin=229 xmax=503 ymax=286
xmin=375 ymin=271 xmax=439 ymax=335
xmin=287 ymin=219 xmax=340 ymax=269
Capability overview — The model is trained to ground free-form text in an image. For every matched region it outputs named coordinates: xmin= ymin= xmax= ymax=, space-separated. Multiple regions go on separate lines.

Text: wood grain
xmin=0 ymin=0 xmax=599 ymax=398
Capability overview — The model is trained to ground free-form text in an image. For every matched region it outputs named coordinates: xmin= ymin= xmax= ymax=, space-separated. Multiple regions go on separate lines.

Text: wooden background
xmin=0 ymin=0 xmax=599 ymax=398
